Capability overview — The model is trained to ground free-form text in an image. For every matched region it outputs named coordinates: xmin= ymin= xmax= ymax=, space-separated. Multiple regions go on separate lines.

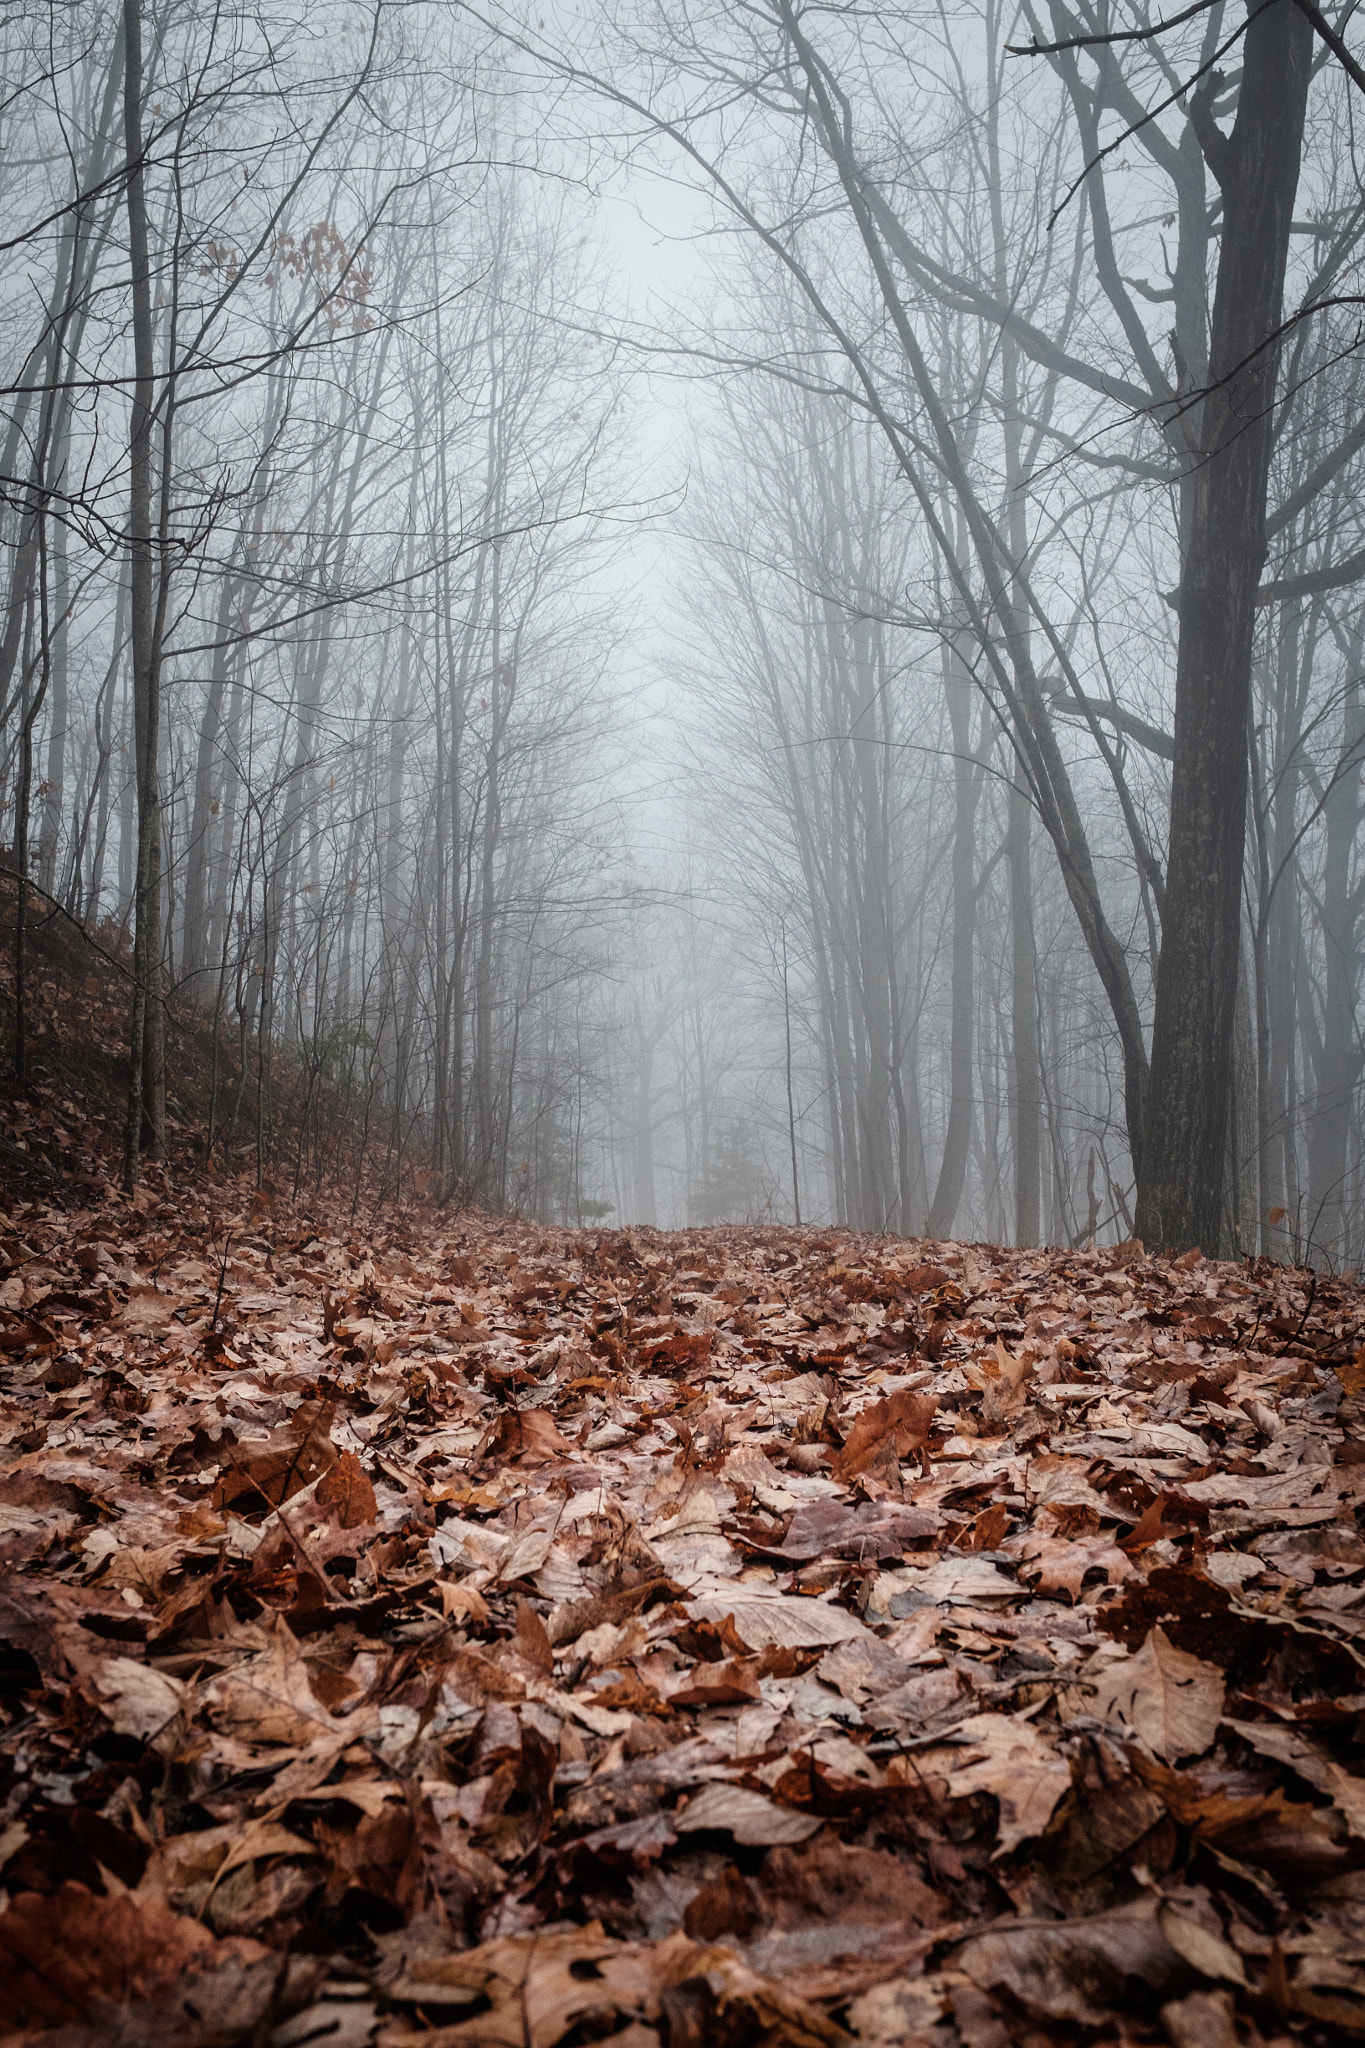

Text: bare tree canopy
xmin=2 ymin=0 xmax=1365 ymax=1264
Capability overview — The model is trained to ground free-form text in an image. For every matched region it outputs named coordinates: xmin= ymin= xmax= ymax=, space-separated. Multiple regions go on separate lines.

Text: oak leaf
xmin=377 ymin=1923 xmax=842 ymax=2047
xmin=0 ymin=1880 xmax=320 ymax=2034
xmin=954 ymin=1896 xmax=1191 ymax=2024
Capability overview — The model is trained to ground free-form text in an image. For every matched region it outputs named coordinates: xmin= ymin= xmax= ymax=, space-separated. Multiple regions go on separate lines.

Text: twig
xmin=211 ymin=1227 xmax=233 ymax=1333
xmin=1275 ymin=1270 xmax=1318 ymax=1355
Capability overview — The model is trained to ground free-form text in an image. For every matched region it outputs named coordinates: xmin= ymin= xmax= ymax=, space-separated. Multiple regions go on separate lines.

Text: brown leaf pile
xmin=2 ymin=1180 xmax=1365 ymax=2047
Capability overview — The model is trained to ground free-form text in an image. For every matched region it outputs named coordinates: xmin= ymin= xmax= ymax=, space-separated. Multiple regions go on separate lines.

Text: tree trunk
xmin=182 ymin=575 xmax=238 ymax=985
xmin=122 ymin=0 xmax=165 ymax=1189
xmin=1008 ymin=772 xmax=1041 ymax=1243
xmin=781 ymin=921 xmax=802 ymax=1224
xmin=1135 ymin=0 xmax=1313 ymax=1251
xmin=1306 ymin=672 xmax=1365 ymax=1259
xmin=13 ymin=577 xmax=40 ymax=1090
xmin=928 ymin=641 xmax=977 ymax=1238
xmin=1219 ymin=937 xmax=1259 ymax=1257
xmin=37 ymin=510 xmax=68 ymax=893
xmin=631 ymin=995 xmax=657 ymax=1225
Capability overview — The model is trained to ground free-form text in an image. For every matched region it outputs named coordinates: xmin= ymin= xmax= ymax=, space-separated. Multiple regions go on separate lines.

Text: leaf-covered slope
xmin=1 ymin=1183 xmax=1364 ymax=2045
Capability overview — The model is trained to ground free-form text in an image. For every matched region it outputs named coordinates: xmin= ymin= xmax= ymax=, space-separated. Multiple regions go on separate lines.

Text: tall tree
xmin=1134 ymin=0 xmax=1315 ymax=1249
xmin=121 ymin=0 xmax=164 ymax=1185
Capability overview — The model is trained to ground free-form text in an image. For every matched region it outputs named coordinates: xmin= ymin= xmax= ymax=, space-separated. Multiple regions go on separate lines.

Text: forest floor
xmin=2 ymin=991 xmax=1365 ymax=2045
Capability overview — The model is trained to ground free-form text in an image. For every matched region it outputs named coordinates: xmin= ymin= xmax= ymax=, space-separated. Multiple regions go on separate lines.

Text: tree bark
xmin=1008 ymin=772 xmax=1041 ymax=1243
xmin=927 ymin=640 xmax=977 ymax=1239
xmin=122 ymin=0 xmax=164 ymax=1189
xmin=1135 ymin=0 xmax=1314 ymax=1251
xmin=781 ymin=920 xmax=802 ymax=1224
xmin=182 ymin=576 xmax=239 ymax=984
xmin=1306 ymin=671 xmax=1365 ymax=1259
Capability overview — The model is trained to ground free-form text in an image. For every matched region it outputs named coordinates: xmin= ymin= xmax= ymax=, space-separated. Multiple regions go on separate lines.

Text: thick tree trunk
xmin=13 ymin=580 xmax=41 ymax=1090
xmin=1224 ymin=946 xmax=1258 ymax=1256
xmin=1135 ymin=0 xmax=1313 ymax=1251
xmin=122 ymin=0 xmax=164 ymax=1189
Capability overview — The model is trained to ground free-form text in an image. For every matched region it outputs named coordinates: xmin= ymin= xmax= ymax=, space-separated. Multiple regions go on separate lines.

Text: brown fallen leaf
xmin=1084 ymin=1627 xmax=1225 ymax=1761
xmin=1160 ymin=1988 xmax=1241 ymax=2048
xmin=375 ymin=1922 xmax=844 ymax=2047
xmin=832 ymin=1388 xmax=936 ymax=1480
xmin=980 ymin=1337 xmax=1034 ymax=1422
xmin=1155 ymin=1899 xmax=1249 ymax=1988
xmin=775 ymin=1498 xmax=941 ymax=1560
xmin=0 ymin=1879 xmax=321 ymax=2040
xmin=212 ymin=1398 xmax=338 ymax=1511
xmin=1119 ymin=1490 xmax=1205 ymax=1555
xmin=1 ymin=1882 xmax=223 ymax=2026
xmin=201 ymin=1611 xmax=351 ymax=1747
xmin=1013 ymin=1532 xmax=1131 ymax=1602
xmin=1224 ymin=1714 xmax=1365 ymax=1838
xmin=479 ymin=1407 xmax=574 ymax=1464
xmin=953 ymin=1896 xmax=1193 ymax=2025
xmin=87 ymin=1655 xmax=186 ymax=1742
xmin=685 ymin=1583 xmax=872 ymax=1651
xmin=667 ymin=1655 xmax=763 ymax=1706
xmin=315 ymin=1447 xmax=378 ymax=1527
xmin=675 ymin=1784 xmax=823 ymax=1846
xmin=914 ymin=1713 xmax=1072 ymax=1855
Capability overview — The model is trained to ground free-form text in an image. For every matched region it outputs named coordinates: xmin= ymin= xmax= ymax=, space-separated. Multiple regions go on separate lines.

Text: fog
xmin=1 ymin=0 xmax=1360 ymax=1261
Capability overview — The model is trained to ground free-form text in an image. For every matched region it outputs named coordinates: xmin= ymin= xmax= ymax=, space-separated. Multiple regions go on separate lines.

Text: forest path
xmin=0 ymin=1184 xmax=1362 ymax=2043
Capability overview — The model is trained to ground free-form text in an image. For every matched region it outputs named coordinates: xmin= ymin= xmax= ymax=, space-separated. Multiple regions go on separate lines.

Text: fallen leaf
xmin=1085 ymin=1627 xmax=1225 ymax=1761
xmin=675 ymin=1784 xmax=823 ymax=1846
xmin=212 ymin=1399 xmax=338 ymax=1510
xmin=376 ymin=1923 xmax=842 ymax=2046
xmin=686 ymin=1584 xmax=872 ymax=1650
xmin=88 ymin=1655 xmax=186 ymax=1741
xmin=315 ymin=1448 xmax=378 ymax=1528
xmin=1224 ymin=1716 xmax=1365 ymax=1837
xmin=0 ymin=1880 xmax=320 ymax=2035
xmin=954 ymin=1896 xmax=1191 ymax=2024
xmin=833 ymin=1389 xmax=936 ymax=1480
xmin=925 ymin=1713 xmax=1072 ymax=1854
xmin=1156 ymin=1900 xmax=1249 ymax=1987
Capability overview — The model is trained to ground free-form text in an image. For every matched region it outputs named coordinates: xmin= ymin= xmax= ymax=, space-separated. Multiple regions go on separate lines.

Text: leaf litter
xmin=0 ymin=1179 xmax=1364 ymax=2044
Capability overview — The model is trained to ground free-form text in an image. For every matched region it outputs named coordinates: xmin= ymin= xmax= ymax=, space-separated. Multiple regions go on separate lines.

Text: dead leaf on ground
xmin=1083 ymin=1627 xmax=1225 ymax=1761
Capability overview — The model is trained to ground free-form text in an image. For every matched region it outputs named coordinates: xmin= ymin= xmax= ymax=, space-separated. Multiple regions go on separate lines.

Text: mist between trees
xmin=4 ymin=0 xmax=1365 ymax=1262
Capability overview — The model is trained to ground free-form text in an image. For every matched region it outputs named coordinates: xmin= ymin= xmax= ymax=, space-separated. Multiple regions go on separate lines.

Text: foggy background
xmin=3 ymin=0 xmax=1362 ymax=1259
